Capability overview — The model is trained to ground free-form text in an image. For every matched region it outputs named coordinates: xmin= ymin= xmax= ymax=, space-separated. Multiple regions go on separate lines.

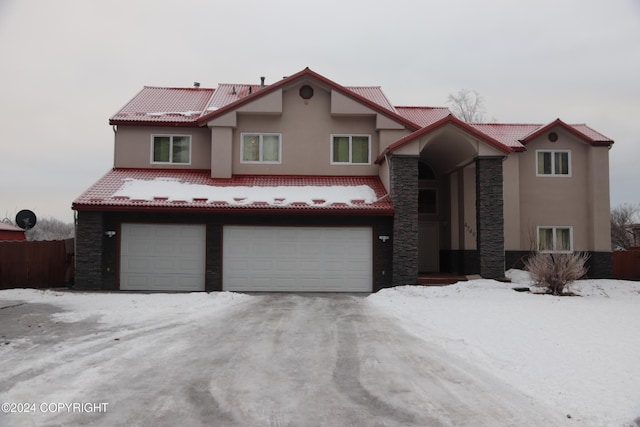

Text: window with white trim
xmin=241 ymin=133 xmax=282 ymax=163
xmin=152 ymin=135 xmax=191 ymax=164
xmin=536 ymin=150 xmax=570 ymax=176
xmin=538 ymin=226 xmax=573 ymax=252
xmin=331 ymin=135 xmax=371 ymax=164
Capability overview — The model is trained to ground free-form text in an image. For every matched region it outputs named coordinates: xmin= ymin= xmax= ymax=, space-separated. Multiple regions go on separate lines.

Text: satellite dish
xmin=15 ymin=210 xmax=37 ymax=230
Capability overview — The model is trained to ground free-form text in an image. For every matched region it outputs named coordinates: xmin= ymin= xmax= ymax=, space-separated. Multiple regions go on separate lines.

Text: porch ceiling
xmin=418 ymin=125 xmax=479 ymax=174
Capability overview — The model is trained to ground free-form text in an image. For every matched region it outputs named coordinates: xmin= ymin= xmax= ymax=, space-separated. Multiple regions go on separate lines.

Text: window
xmin=241 ymin=133 xmax=281 ymax=163
xmin=418 ymin=189 xmax=437 ymax=214
xmin=537 ymin=150 xmax=570 ymax=176
xmin=331 ymin=135 xmax=370 ymax=164
xmin=538 ymin=226 xmax=573 ymax=252
xmin=152 ymin=135 xmax=191 ymax=164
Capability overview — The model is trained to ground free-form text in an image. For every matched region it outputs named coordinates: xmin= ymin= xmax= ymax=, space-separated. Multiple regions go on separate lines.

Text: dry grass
xmin=524 ymin=252 xmax=590 ymax=296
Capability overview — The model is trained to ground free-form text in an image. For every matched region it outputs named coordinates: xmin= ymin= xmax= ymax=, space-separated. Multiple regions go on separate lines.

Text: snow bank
xmin=368 ymin=271 xmax=640 ymax=426
xmin=0 ymin=289 xmax=253 ymax=327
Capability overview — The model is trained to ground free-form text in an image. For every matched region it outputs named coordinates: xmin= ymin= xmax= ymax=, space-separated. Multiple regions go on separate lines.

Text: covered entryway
xmin=120 ymin=223 xmax=206 ymax=291
xmin=223 ymin=225 xmax=372 ymax=292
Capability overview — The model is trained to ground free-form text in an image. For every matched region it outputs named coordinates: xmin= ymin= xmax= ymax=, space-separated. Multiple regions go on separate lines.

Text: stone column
xmin=74 ymin=210 xmax=104 ymax=289
xmin=475 ymin=157 xmax=505 ymax=278
xmin=390 ymin=154 xmax=419 ymax=285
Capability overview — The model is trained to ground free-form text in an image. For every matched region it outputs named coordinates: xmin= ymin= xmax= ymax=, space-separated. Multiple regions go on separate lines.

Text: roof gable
xmin=197 ymin=67 xmax=420 ymax=130
xmin=519 ymin=118 xmax=613 ymax=146
xmin=376 ymin=114 xmax=515 ymax=163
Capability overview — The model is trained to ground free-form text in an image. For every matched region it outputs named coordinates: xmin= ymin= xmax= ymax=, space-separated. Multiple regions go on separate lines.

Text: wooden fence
xmin=612 ymin=248 xmax=640 ymax=281
xmin=0 ymin=239 xmax=74 ymax=289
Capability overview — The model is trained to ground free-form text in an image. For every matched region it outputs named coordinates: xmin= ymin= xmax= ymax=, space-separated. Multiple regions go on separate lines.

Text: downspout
xmin=112 ymin=125 xmax=117 ymax=169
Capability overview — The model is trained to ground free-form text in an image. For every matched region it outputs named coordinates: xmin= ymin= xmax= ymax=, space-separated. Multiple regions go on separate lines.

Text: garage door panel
xmin=120 ymin=223 xmax=205 ymax=291
xmin=223 ymin=226 xmax=372 ymax=292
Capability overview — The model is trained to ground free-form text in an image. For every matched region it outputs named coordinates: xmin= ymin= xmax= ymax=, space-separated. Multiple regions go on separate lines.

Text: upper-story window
xmin=241 ymin=133 xmax=282 ymax=163
xmin=538 ymin=226 xmax=573 ymax=252
xmin=331 ymin=135 xmax=371 ymax=164
xmin=537 ymin=150 xmax=570 ymax=176
xmin=152 ymin=135 xmax=191 ymax=164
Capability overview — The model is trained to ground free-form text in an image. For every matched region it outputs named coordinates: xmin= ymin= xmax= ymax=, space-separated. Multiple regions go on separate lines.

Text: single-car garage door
xmin=120 ymin=223 xmax=206 ymax=291
xmin=223 ymin=226 xmax=372 ymax=292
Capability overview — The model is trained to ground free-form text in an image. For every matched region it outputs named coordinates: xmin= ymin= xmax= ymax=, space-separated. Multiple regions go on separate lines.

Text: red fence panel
xmin=0 ymin=239 xmax=74 ymax=289
xmin=612 ymin=249 xmax=640 ymax=281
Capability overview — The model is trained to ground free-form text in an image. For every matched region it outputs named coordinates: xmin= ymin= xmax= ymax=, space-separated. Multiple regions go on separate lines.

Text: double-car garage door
xmin=120 ymin=224 xmax=372 ymax=292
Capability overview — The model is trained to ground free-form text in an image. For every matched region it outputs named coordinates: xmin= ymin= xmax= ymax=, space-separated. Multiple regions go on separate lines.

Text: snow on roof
xmin=110 ymin=86 xmax=215 ymax=124
xmin=73 ymin=169 xmax=394 ymax=215
xmin=0 ymin=222 xmax=25 ymax=232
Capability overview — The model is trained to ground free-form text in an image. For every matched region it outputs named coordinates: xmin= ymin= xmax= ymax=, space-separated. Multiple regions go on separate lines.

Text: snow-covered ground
xmin=1 ymin=271 xmax=638 ymax=426
xmin=369 ymin=270 xmax=640 ymax=427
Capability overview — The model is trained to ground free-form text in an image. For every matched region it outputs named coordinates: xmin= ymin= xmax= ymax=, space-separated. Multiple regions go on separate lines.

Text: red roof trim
xmin=375 ymin=114 xmax=514 ymax=164
xmin=196 ymin=67 xmax=421 ymax=131
xmin=519 ymin=118 xmax=614 ymax=146
xmin=72 ymin=204 xmax=393 ymax=217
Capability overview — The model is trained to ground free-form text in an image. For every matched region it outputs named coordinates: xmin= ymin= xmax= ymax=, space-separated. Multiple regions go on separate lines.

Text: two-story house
xmin=72 ymin=68 xmax=614 ymax=292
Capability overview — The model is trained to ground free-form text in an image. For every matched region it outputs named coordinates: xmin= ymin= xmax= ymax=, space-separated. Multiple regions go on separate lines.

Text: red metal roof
xmin=205 ymin=84 xmax=264 ymax=111
xmin=107 ymin=69 xmax=613 ymax=154
xmin=346 ymin=87 xmax=396 ymax=111
xmin=395 ymin=107 xmax=452 ymax=127
xmin=73 ymin=169 xmax=394 ymax=215
xmin=110 ymin=86 xmax=215 ymax=125
xmin=469 ymin=123 xmax=541 ymax=150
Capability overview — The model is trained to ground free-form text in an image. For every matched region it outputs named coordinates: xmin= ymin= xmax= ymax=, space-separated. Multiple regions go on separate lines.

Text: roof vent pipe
xmin=260 ymin=76 xmax=265 ymax=88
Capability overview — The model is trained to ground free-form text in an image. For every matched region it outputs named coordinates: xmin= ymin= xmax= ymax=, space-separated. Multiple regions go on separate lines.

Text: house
xmin=72 ymin=68 xmax=614 ymax=292
xmin=0 ymin=223 xmax=26 ymax=241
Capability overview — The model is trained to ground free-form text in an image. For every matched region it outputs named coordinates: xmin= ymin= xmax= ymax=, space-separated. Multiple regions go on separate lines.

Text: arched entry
xmin=418 ymin=161 xmax=440 ymax=272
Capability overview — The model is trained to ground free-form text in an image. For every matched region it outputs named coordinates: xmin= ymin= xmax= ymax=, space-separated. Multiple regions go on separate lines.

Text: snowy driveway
xmin=0 ymin=292 xmax=564 ymax=426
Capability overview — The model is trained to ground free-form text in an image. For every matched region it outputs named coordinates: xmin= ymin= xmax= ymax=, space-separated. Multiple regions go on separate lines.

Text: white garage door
xmin=120 ymin=223 xmax=206 ymax=291
xmin=223 ymin=226 xmax=372 ymax=292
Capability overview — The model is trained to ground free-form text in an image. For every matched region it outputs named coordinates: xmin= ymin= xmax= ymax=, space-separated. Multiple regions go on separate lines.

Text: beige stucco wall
xmin=230 ymin=86 xmax=381 ymax=176
xmin=114 ymin=126 xmax=211 ymax=169
xmin=587 ymin=146 xmax=612 ymax=251
xmin=503 ymin=155 xmax=521 ymax=250
xmin=211 ymin=127 xmax=233 ymax=178
xmin=517 ymin=127 xmax=601 ymax=251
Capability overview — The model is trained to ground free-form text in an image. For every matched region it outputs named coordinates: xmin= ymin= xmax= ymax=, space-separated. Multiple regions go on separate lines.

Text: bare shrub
xmin=524 ymin=252 xmax=590 ymax=295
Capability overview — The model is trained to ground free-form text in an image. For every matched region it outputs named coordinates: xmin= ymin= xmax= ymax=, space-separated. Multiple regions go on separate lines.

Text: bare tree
xmin=611 ymin=204 xmax=639 ymax=249
xmin=447 ymin=89 xmax=487 ymax=123
xmin=24 ymin=217 xmax=74 ymax=241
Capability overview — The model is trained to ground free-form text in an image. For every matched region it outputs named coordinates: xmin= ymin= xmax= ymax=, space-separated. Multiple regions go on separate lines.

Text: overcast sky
xmin=1 ymin=0 xmax=638 ymax=224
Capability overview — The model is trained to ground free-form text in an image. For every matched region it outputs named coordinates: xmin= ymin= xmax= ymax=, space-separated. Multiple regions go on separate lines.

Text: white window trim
xmin=150 ymin=134 xmax=192 ymax=165
xmin=330 ymin=134 xmax=372 ymax=165
xmin=536 ymin=150 xmax=572 ymax=177
xmin=537 ymin=225 xmax=574 ymax=253
xmin=240 ymin=133 xmax=282 ymax=164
